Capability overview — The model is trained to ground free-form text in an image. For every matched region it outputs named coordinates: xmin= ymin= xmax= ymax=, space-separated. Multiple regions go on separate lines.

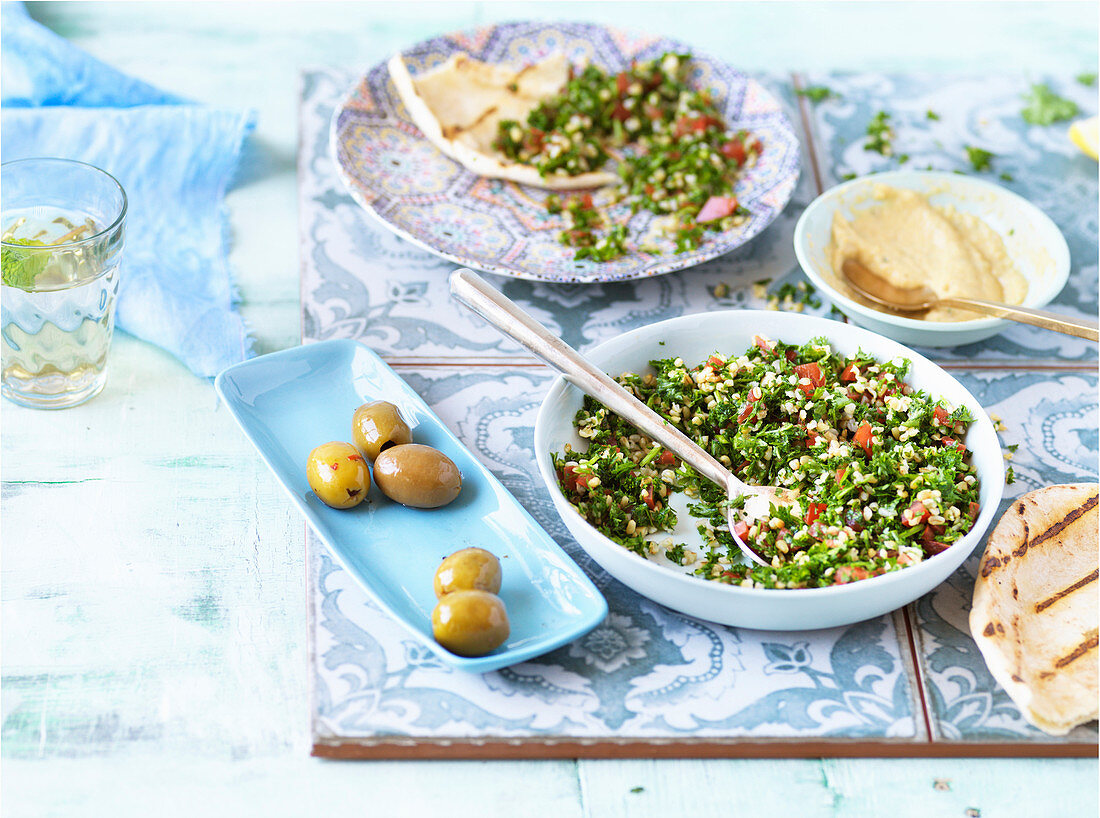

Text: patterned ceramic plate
xmin=330 ymin=21 xmax=801 ymax=283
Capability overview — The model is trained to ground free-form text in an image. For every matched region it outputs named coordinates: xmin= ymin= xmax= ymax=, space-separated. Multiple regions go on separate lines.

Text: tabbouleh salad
xmin=552 ymin=335 xmax=982 ymax=589
xmin=494 ymin=52 xmax=762 ymax=262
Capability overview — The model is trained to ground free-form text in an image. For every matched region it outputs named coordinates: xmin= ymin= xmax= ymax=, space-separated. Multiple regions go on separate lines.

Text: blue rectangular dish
xmin=215 ymin=339 xmax=607 ymax=673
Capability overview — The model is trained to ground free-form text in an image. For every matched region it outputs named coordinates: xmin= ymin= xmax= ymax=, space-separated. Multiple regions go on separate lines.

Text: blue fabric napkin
xmin=1 ymin=2 xmax=256 ymax=377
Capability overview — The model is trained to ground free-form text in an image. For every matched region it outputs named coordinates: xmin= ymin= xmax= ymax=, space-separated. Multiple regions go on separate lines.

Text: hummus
xmin=828 ymin=185 xmax=1028 ymax=322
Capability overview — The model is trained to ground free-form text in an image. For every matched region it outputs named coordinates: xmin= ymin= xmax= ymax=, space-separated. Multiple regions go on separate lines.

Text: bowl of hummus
xmin=793 ymin=171 xmax=1070 ymax=347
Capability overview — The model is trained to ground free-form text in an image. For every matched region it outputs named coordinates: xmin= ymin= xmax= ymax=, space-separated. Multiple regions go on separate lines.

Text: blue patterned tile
xmin=309 ymin=366 xmax=917 ymax=743
xmin=908 ymin=370 xmax=1098 ymax=742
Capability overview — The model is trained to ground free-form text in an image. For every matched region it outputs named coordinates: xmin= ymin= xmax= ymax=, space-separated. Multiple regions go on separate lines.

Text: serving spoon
xmin=450 ymin=268 xmax=796 ymax=568
xmin=841 ymin=258 xmax=1099 ymax=341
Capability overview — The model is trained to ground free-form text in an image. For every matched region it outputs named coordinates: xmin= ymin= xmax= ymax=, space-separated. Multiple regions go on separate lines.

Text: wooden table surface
xmin=3 ymin=3 xmax=1097 ymax=815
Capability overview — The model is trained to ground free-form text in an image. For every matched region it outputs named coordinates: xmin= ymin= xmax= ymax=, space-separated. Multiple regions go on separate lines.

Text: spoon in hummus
xmin=450 ymin=268 xmax=795 ymax=568
xmin=841 ymin=258 xmax=1099 ymax=341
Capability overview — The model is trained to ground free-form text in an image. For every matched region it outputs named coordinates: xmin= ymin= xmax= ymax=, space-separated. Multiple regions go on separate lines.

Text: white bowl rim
xmin=534 ymin=309 xmax=1005 ymax=603
xmin=793 ymin=169 xmax=1072 ymax=333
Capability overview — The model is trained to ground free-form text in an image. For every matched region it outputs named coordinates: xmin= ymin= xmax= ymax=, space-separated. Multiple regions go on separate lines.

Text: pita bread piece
xmin=970 ymin=483 xmax=1099 ymax=735
xmin=388 ymin=52 xmax=618 ymax=190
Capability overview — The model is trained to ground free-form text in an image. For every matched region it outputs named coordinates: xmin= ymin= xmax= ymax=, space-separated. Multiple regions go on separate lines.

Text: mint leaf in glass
xmin=1 ymin=238 xmax=50 ymax=290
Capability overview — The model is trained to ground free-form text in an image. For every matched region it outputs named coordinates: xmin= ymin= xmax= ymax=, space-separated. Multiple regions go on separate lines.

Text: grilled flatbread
xmin=970 ymin=483 xmax=1099 ymax=735
xmin=388 ymin=52 xmax=618 ymax=190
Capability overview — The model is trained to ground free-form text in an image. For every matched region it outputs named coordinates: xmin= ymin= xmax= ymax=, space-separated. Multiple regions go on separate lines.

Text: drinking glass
xmin=1 ymin=158 xmax=127 ymax=409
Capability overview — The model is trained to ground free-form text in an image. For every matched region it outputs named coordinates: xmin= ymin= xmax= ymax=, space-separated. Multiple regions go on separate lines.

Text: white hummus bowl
xmin=793 ymin=170 xmax=1071 ymax=348
xmin=533 ymin=310 xmax=1004 ymax=630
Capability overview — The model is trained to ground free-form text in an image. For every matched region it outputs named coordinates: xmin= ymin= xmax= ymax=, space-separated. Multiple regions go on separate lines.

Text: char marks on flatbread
xmin=970 ymin=483 xmax=1099 ymax=735
xmin=388 ymin=52 xmax=618 ymax=190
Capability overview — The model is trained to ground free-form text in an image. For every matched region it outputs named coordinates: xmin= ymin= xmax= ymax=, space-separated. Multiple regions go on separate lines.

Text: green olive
xmin=306 ymin=441 xmax=370 ymax=509
xmin=352 ymin=400 xmax=413 ymax=461
xmin=431 ymin=590 xmax=510 ymax=656
xmin=373 ymin=444 xmax=461 ymax=508
xmin=434 ymin=548 xmax=502 ymax=598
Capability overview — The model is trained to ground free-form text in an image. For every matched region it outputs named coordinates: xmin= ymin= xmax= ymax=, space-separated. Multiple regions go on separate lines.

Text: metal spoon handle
xmin=935 ymin=297 xmax=1098 ymax=341
xmin=449 ymin=269 xmax=732 ymax=489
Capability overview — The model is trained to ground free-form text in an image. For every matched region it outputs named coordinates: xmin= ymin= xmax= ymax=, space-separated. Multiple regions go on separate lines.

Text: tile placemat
xmin=298 ymin=66 xmax=1098 ymax=757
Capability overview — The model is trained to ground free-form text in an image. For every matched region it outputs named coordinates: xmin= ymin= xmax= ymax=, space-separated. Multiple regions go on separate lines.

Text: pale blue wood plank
xmin=578 ymin=758 xmax=1099 ymax=818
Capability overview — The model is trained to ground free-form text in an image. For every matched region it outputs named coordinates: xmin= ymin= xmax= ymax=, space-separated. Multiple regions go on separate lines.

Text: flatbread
xmin=388 ymin=52 xmax=618 ymax=190
xmin=970 ymin=483 xmax=1099 ymax=735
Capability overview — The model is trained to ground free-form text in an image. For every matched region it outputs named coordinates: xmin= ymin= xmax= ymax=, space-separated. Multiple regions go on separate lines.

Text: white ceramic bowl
xmin=793 ymin=170 xmax=1071 ymax=348
xmin=534 ymin=310 xmax=1004 ymax=630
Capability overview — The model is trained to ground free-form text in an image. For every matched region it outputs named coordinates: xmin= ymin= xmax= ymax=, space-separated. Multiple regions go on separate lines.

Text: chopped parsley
xmin=1021 ymin=83 xmax=1080 ymax=125
xmin=552 ymin=338 xmax=981 ymax=589
xmin=1006 ymin=466 xmax=1016 ymax=484
xmin=926 ymin=109 xmax=941 ymax=121
xmin=795 ymin=85 xmax=838 ymax=103
xmin=1076 ymin=72 xmax=1097 ymax=87
xmin=999 ymin=171 xmax=1014 ymax=182
xmin=864 ymin=111 xmax=894 ymax=156
xmin=964 ymin=145 xmax=995 ymax=172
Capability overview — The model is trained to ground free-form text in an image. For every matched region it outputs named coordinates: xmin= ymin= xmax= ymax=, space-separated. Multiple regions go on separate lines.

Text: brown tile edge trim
xmin=311 ymin=736 xmax=1097 ymax=760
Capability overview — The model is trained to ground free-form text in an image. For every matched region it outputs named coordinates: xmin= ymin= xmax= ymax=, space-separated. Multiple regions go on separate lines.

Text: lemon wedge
xmin=1069 ymin=115 xmax=1098 ymax=160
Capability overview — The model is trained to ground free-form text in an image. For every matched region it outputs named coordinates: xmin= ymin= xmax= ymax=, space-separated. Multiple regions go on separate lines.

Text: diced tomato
xmin=616 ymin=71 xmax=629 ymax=95
xmin=561 ymin=465 xmax=587 ymax=493
xmin=845 ymin=511 xmax=865 ymax=532
xmin=737 ymin=401 xmax=756 ymax=422
xmin=644 ymin=183 xmax=655 ymax=196
xmin=579 ymin=193 xmax=594 ymax=210
xmin=794 ymin=362 xmax=824 ymax=397
xmin=904 ymin=501 xmax=930 ymax=527
xmin=731 ymin=521 xmax=750 ymax=541
xmin=643 ymin=103 xmax=663 ymax=121
xmin=753 ymin=335 xmax=774 ymax=353
xmin=853 ymin=421 xmax=873 ymax=456
xmin=933 ymin=405 xmax=950 ymax=426
xmin=642 ymin=488 xmax=657 ymax=510
xmin=835 ymin=467 xmax=847 ymax=483
xmin=667 ymin=150 xmax=681 ymax=161
xmin=751 ymin=139 xmax=764 ymax=155
xmin=611 ymin=102 xmax=630 ymax=121
xmin=968 ymin=501 xmax=980 ymax=520
xmin=804 ymin=502 xmax=827 ymax=525
xmin=707 ymin=355 xmax=725 ymax=368
xmin=920 ymin=523 xmax=945 ymax=544
xmin=656 ymin=450 xmax=677 ymax=467
xmin=720 ymin=139 xmax=747 ymax=163
xmin=785 ymin=348 xmax=798 ymax=362
xmin=805 ymin=430 xmax=819 ymax=446
xmin=672 ymin=115 xmax=718 ymax=138
xmin=941 ymin=437 xmax=967 ymax=453
xmin=840 ymin=364 xmax=858 ymax=383
xmin=696 ymin=195 xmax=738 ymax=224
xmin=923 ymin=540 xmax=951 ymax=557
xmin=834 ymin=565 xmax=871 ymax=585
xmin=524 ymin=128 xmax=545 ymax=153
